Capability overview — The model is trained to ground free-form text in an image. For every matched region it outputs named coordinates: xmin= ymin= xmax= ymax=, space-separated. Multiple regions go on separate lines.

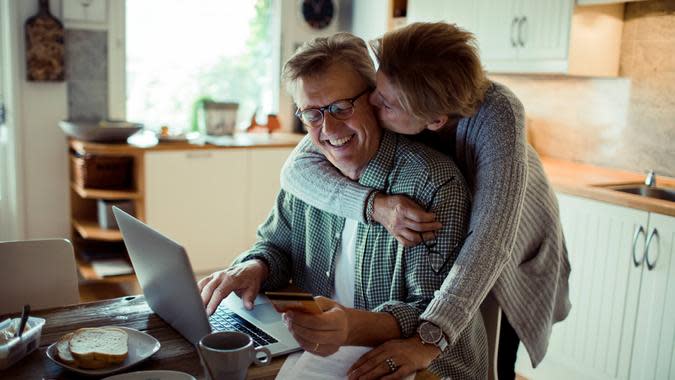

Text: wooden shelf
xmin=71 ymin=182 xmax=140 ymax=200
xmin=76 ymin=256 xmax=136 ymax=282
xmin=73 ymin=218 xmax=123 ymax=241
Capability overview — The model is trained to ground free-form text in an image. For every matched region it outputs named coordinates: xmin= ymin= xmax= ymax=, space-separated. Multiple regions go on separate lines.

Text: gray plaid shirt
xmin=236 ymin=131 xmax=487 ymax=378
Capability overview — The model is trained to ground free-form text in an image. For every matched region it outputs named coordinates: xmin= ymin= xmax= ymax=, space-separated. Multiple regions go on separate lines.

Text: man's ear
xmin=425 ymin=115 xmax=448 ymax=131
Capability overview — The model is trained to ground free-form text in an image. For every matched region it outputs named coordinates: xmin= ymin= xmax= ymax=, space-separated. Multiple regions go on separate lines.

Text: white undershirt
xmin=331 ymin=219 xmax=357 ymax=308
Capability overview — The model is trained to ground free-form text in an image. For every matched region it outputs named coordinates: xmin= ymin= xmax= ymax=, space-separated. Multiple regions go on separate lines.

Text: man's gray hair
xmin=282 ymin=32 xmax=376 ymax=98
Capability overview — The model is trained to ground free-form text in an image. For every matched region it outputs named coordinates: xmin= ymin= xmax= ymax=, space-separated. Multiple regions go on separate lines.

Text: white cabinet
xmin=144 ymin=150 xmax=249 ymax=274
xmin=62 ymin=0 xmax=108 ymax=30
xmin=516 ymin=194 xmax=675 ymax=380
xmin=405 ymin=0 xmax=622 ymax=76
xmin=144 ymin=147 xmax=293 ymax=274
xmin=630 ymin=212 xmax=675 ymax=380
xmin=475 ymin=0 xmax=573 ymax=73
xmin=245 ymin=148 xmax=293 ymax=248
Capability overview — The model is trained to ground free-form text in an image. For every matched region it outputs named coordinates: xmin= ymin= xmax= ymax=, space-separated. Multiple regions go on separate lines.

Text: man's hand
xmin=372 ymin=194 xmax=441 ymax=247
xmin=348 ymin=336 xmax=441 ymax=380
xmin=197 ymin=259 xmax=269 ymax=316
xmin=283 ymin=296 xmax=348 ymax=357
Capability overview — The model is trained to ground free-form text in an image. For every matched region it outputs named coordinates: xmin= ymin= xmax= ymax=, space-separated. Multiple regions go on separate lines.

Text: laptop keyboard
xmin=209 ymin=307 xmax=278 ymax=347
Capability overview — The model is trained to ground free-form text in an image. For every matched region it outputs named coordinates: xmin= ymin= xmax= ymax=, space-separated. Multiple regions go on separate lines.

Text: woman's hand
xmin=348 ymin=337 xmax=441 ymax=380
xmin=283 ymin=296 xmax=348 ymax=357
xmin=372 ymin=194 xmax=441 ymax=247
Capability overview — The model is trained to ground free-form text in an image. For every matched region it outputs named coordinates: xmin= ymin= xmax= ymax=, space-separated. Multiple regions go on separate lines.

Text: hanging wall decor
xmin=25 ymin=0 xmax=65 ymax=81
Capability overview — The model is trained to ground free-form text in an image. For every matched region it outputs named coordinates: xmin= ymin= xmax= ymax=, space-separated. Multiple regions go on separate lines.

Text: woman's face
xmin=369 ymin=70 xmax=427 ymax=135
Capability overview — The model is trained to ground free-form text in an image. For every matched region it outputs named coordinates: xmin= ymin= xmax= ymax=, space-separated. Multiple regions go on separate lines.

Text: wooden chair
xmin=0 ymin=239 xmax=80 ymax=315
xmin=480 ymin=293 xmax=502 ymax=380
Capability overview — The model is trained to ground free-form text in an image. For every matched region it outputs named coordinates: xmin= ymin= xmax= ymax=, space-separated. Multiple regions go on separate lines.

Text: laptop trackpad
xmin=245 ymin=303 xmax=282 ymax=324
xmin=222 ymin=293 xmax=281 ymax=324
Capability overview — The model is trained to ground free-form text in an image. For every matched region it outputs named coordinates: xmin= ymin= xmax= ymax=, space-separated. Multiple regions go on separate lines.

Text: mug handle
xmin=253 ymin=346 xmax=272 ymax=366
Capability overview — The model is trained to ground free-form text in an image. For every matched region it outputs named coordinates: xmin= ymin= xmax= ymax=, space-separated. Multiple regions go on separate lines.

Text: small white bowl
xmin=0 ymin=316 xmax=46 ymax=370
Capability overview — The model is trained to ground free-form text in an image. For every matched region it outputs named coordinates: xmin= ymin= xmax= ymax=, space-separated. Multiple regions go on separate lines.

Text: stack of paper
xmin=90 ymin=258 xmax=133 ymax=277
xmin=277 ymin=346 xmax=415 ymax=380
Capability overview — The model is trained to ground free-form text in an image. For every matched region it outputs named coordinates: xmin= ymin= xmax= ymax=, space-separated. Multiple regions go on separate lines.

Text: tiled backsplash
xmin=492 ymin=0 xmax=674 ymax=178
xmin=65 ymin=29 xmax=108 ymax=120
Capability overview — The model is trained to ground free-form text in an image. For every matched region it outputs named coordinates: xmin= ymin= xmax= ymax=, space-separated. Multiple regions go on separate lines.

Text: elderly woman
xmin=281 ymin=22 xmax=571 ymax=380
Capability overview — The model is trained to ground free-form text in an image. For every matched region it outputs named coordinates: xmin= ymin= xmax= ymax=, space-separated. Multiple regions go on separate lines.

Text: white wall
xmin=14 ymin=0 xmax=70 ymax=239
xmin=278 ymin=0 xmax=352 ymax=131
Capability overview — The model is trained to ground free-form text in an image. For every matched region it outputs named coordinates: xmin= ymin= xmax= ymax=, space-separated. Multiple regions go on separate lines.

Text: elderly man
xmin=198 ymin=33 xmax=487 ymax=379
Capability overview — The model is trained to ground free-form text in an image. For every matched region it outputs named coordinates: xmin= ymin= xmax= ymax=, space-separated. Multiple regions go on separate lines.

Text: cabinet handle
xmin=644 ymin=228 xmax=659 ymax=271
xmin=518 ymin=16 xmax=527 ymax=47
xmin=632 ymin=225 xmax=646 ymax=267
xmin=510 ymin=17 xmax=519 ymax=47
xmin=186 ymin=151 xmax=213 ymax=159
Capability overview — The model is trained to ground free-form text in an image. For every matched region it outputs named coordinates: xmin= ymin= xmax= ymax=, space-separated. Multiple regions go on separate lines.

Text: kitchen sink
xmin=605 ymin=184 xmax=675 ymax=202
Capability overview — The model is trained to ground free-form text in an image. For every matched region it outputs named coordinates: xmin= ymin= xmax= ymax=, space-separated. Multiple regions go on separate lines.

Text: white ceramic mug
xmin=198 ymin=331 xmax=271 ymax=380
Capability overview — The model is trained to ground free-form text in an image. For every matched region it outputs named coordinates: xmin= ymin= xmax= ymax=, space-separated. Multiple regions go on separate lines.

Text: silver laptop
xmin=112 ymin=207 xmax=301 ymax=356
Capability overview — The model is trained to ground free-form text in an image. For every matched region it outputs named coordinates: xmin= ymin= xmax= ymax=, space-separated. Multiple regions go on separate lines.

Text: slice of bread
xmin=68 ymin=327 xmax=129 ymax=366
xmin=55 ymin=332 xmax=78 ymax=366
xmin=56 ymin=331 xmax=109 ymax=369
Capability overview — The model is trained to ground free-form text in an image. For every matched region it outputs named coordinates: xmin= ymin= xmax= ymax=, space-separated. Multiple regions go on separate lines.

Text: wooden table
xmin=0 ymin=295 xmax=283 ymax=379
xmin=1 ymin=296 xmax=438 ymax=379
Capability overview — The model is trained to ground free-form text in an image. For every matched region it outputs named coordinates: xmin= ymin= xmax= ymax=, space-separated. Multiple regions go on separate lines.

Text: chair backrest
xmin=0 ymin=239 xmax=80 ymax=315
xmin=480 ymin=293 xmax=502 ymax=380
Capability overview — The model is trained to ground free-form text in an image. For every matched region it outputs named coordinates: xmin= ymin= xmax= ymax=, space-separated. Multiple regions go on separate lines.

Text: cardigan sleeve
xmin=280 ymin=135 xmax=374 ymax=223
xmin=420 ymin=85 xmax=529 ymax=346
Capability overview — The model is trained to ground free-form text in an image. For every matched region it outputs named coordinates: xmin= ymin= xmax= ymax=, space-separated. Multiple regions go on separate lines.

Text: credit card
xmin=265 ymin=291 xmax=322 ymax=314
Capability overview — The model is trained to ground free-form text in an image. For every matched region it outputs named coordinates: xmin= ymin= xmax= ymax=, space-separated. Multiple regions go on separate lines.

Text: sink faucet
xmin=645 ymin=170 xmax=656 ymax=187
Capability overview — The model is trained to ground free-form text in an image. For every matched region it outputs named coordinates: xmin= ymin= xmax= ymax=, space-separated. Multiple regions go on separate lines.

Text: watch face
xmin=419 ymin=322 xmax=442 ymax=344
xmin=302 ymin=0 xmax=334 ymax=30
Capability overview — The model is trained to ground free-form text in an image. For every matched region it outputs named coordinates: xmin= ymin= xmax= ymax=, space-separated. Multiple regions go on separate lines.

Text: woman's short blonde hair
xmin=282 ymin=32 xmax=376 ymax=99
xmin=370 ymin=22 xmax=489 ymax=122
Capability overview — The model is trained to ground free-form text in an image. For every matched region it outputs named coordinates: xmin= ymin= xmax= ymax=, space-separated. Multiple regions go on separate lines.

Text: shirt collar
xmin=358 ymin=130 xmax=397 ymax=191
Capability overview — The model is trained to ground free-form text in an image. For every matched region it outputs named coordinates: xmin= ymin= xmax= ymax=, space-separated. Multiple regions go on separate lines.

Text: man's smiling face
xmin=295 ymin=62 xmax=381 ymax=180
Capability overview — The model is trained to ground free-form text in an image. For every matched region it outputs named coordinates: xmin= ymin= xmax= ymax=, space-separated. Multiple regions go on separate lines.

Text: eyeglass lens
xmin=300 ymin=100 xmax=355 ymax=127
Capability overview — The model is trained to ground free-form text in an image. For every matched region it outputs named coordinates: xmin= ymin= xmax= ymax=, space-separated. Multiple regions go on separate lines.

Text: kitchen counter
xmin=69 ymin=132 xmax=305 ymax=155
xmin=541 ymin=156 xmax=675 ymax=216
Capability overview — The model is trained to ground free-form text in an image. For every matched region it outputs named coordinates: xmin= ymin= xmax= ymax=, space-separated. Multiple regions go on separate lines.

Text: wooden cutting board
xmin=25 ymin=0 xmax=64 ymax=81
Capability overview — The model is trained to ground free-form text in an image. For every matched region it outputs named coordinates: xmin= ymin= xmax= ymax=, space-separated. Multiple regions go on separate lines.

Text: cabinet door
xmin=407 ymin=0 xmax=479 ymax=33
xmin=630 ymin=213 xmax=675 ymax=380
xmin=145 ymin=150 xmax=249 ymax=274
xmin=474 ymin=0 xmax=519 ymax=65
xmin=244 ymin=148 xmax=293 ymax=249
xmin=516 ymin=194 xmax=648 ymax=380
xmin=517 ymin=0 xmax=572 ymax=62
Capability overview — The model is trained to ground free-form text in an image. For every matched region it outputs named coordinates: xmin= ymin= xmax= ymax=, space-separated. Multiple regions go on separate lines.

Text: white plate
xmin=46 ymin=326 xmax=161 ymax=376
xmin=103 ymin=370 xmax=196 ymax=380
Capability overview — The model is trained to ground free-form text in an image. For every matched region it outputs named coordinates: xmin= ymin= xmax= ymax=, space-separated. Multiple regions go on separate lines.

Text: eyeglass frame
xmin=294 ymin=87 xmax=372 ymax=128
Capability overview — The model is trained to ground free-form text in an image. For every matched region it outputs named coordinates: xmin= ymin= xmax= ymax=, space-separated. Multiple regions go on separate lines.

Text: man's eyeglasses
xmin=295 ymin=88 xmax=371 ymax=128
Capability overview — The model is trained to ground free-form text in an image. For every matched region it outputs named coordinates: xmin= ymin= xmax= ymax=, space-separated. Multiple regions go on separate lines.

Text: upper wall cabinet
xmin=406 ymin=0 xmax=624 ymax=76
xmin=476 ymin=0 xmax=573 ymax=73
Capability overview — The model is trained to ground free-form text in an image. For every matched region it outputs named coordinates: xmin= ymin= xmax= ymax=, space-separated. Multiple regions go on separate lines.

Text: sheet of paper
xmin=277 ymin=346 xmax=372 ymax=380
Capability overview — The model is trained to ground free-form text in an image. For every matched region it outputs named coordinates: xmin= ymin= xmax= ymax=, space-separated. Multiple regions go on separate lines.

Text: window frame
xmin=0 ymin=0 xmax=26 ymax=241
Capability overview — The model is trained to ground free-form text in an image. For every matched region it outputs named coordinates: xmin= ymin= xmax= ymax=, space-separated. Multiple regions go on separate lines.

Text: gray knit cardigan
xmin=279 ymin=81 xmax=571 ymax=366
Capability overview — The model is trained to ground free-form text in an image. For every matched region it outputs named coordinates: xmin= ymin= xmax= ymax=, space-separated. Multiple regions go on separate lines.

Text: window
xmin=125 ymin=0 xmax=276 ymax=133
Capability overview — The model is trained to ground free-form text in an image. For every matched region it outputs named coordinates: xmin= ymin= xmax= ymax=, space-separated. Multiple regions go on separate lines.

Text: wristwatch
xmin=417 ymin=321 xmax=449 ymax=352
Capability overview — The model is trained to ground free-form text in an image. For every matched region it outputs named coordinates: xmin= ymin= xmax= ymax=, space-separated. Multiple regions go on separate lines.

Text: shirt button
xmin=334 ymin=232 xmax=340 ymax=238
xmin=326 ymin=271 xmax=330 ymax=277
